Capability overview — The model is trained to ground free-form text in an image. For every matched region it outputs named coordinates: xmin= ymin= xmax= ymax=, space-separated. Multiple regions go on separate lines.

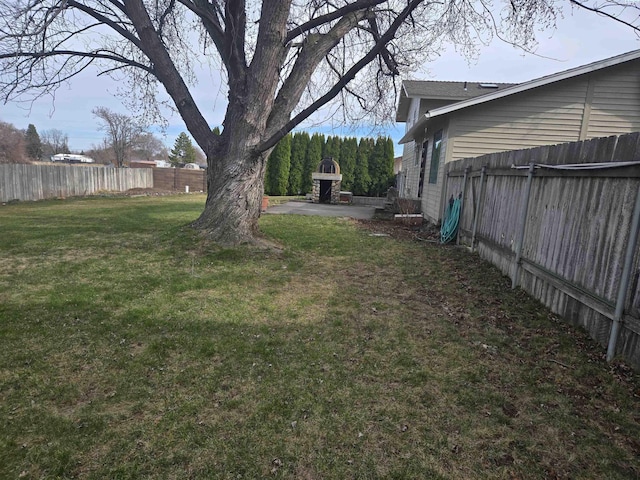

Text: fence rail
xmin=0 ymin=164 xmax=153 ymax=202
xmin=444 ymin=132 xmax=640 ymax=367
xmin=152 ymin=168 xmax=207 ymax=193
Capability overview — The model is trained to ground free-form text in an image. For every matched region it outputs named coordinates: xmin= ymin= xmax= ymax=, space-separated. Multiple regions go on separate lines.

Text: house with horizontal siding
xmin=397 ymin=49 xmax=640 ymax=224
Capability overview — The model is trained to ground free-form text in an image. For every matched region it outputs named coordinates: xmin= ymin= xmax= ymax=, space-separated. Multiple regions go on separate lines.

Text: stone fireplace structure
xmin=312 ymin=157 xmax=342 ymax=204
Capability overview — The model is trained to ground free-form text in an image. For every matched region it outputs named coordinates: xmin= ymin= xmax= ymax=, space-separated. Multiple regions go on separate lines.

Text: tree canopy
xmin=288 ymin=132 xmax=310 ymax=195
xmin=354 ymin=137 xmax=373 ymax=196
xmin=40 ymin=129 xmax=70 ymax=157
xmin=264 ymin=132 xmax=395 ymax=197
xmin=0 ymin=121 xmax=29 ymax=164
xmin=264 ymin=134 xmax=291 ymax=196
xmin=133 ymin=132 xmax=168 ymax=161
xmin=1 ymin=1 xmax=637 ymax=244
xmin=25 ymin=124 xmax=42 ymax=161
xmin=169 ymin=132 xmax=197 ymax=165
xmin=93 ymin=107 xmax=145 ymax=167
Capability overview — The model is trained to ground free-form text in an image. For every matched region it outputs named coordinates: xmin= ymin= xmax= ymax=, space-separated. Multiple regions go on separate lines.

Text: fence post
xmin=512 ymin=163 xmax=535 ymax=289
xmin=606 ymin=184 xmax=640 ymax=362
xmin=457 ymin=166 xmax=470 ymax=246
xmin=440 ymin=166 xmax=449 ymax=224
xmin=471 ymin=166 xmax=487 ymax=252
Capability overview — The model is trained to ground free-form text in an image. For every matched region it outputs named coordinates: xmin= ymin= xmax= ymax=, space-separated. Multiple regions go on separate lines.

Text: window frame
xmin=428 ymin=129 xmax=443 ymax=185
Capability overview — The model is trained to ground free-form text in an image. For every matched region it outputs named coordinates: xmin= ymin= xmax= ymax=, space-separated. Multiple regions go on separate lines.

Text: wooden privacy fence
xmin=152 ymin=168 xmax=207 ymax=193
xmin=444 ymin=132 xmax=640 ymax=367
xmin=0 ymin=164 xmax=153 ymax=203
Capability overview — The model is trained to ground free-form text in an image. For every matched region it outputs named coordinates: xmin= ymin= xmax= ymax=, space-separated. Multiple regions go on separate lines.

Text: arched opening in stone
xmin=311 ymin=157 xmax=342 ymax=204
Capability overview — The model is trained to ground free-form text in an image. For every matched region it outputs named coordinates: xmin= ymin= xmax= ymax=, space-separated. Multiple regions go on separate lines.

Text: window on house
xmin=414 ymin=142 xmax=421 ymax=166
xmin=428 ymin=130 xmax=443 ymax=184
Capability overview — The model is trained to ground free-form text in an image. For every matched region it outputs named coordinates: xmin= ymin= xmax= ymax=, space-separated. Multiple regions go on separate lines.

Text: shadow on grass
xmin=0 ymin=196 xmax=639 ymax=479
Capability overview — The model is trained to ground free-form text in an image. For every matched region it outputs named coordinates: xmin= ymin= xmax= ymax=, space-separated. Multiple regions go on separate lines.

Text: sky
xmin=1 ymin=3 xmax=639 ymax=157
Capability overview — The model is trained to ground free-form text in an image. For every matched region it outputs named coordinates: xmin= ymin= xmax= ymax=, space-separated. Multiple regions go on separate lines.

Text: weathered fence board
xmin=152 ymin=168 xmax=207 ymax=193
xmin=0 ymin=164 xmax=153 ymax=202
xmin=445 ymin=132 xmax=640 ymax=367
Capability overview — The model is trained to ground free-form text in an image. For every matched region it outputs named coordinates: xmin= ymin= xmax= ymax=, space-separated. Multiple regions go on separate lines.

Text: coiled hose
xmin=440 ymin=195 xmax=461 ymax=244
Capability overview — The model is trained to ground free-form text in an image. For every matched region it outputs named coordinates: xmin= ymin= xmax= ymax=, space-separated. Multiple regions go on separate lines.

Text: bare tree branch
xmin=179 ymin=0 xmax=227 ymax=63
xmin=326 ymin=51 xmax=369 ymax=110
xmin=0 ymin=50 xmax=152 ymax=73
xmin=366 ymin=14 xmax=399 ymax=75
xmin=285 ymin=0 xmax=387 ymax=44
xmin=157 ymin=0 xmax=177 ymax=36
xmin=124 ymin=0 xmax=215 ymax=151
xmin=260 ymin=0 xmax=423 ymax=152
xmin=67 ymin=0 xmax=143 ymax=49
xmin=223 ymin=0 xmax=248 ymax=88
xmin=93 ymin=106 xmax=145 ymax=166
xmin=569 ymin=0 xmax=640 ymax=33
xmin=266 ymin=9 xmax=369 ymax=143
xmin=248 ymin=1 xmax=291 ymax=102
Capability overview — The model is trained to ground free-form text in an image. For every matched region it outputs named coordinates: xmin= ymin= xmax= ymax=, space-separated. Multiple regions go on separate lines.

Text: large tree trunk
xmin=191 ymin=141 xmax=270 ymax=246
xmin=189 ymin=3 xmax=298 ymax=246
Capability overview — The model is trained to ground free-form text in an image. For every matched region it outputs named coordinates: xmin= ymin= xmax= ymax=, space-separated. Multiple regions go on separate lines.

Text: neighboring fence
xmin=0 ymin=164 xmax=153 ymax=203
xmin=444 ymin=132 xmax=640 ymax=367
xmin=152 ymin=168 xmax=207 ymax=193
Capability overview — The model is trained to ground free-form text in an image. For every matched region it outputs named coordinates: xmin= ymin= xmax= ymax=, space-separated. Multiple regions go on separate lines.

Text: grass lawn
xmin=0 ymin=194 xmax=639 ymax=479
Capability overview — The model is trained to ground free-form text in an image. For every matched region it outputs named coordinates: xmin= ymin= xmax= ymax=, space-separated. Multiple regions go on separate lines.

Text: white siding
xmin=400 ymin=141 xmax=420 ymax=197
xmin=400 ymin=98 xmax=423 ymax=198
xmin=409 ymin=58 xmax=640 ymax=224
xmin=420 ymin=119 xmax=449 ymax=223
xmin=587 ymin=62 xmax=640 ymax=138
xmin=449 ymin=76 xmax=589 ymax=162
xmin=407 ymin=97 xmax=421 ymax=128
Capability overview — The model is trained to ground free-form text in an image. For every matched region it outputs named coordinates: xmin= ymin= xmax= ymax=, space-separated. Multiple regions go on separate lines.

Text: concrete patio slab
xmin=264 ymin=201 xmax=376 ymax=220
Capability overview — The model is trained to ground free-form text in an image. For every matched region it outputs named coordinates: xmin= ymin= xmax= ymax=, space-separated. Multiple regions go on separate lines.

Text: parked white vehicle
xmin=50 ymin=153 xmax=95 ymax=164
xmin=184 ymin=163 xmax=201 ymax=170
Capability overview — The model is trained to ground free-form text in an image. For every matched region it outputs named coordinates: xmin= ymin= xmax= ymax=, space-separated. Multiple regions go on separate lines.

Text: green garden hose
xmin=440 ymin=195 xmax=461 ymax=244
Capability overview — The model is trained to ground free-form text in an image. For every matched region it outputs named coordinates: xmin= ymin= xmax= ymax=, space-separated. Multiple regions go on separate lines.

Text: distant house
xmin=393 ymin=156 xmax=402 ymax=175
xmin=50 ymin=153 xmax=95 ymax=164
xmin=129 ymin=159 xmax=173 ymax=169
xmin=129 ymin=160 xmax=157 ymax=169
xmin=397 ymin=49 xmax=640 ymax=224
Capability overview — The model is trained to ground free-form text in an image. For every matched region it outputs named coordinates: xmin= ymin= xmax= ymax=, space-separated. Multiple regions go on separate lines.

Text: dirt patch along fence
xmin=443 ymin=132 xmax=640 ymax=367
xmin=0 ymin=164 xmax=153 ymax=202
xmin=152 ymin=168 xmax=207 ymax=193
